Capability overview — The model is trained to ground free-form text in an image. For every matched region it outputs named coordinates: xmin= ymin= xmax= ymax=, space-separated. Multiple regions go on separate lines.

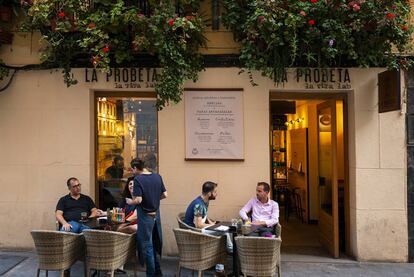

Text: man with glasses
xmin=56 ymin=177 xmax=98 ymax=233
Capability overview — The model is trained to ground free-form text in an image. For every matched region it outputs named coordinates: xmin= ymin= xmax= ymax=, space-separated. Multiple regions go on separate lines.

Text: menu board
xmin=185 ymin=89 xmax=244 ymax=160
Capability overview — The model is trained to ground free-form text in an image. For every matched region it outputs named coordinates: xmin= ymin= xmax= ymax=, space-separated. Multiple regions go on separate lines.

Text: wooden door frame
xmin=317 ymin=99 xmax=339 ymax=258
xmin=269 ymin=90 xmax=351 ymax=257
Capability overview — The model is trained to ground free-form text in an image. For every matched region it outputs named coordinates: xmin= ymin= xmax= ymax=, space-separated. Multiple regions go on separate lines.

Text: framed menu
xmin=185 ymin=89 xmax=244 ymax=160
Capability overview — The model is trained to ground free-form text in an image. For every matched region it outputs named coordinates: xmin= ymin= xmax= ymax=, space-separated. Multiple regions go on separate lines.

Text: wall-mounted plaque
xmin=185 ymin=89 xmax=244 ymax=160
xmin=378 ymin=70 xmax=401 ymax=113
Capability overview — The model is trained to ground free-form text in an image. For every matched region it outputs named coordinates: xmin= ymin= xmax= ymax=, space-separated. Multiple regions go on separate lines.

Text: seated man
xmin=105 ymin=155 xmax=124 ymax=179
xmin=56 ymin=177 xmax=98 ymax=233
xmin=239 ymin=182 xmax=279 ymax=237
xmin=185 ymin=181 xmax=233 ymax=252
xmin=185 ymin=181 xmax=217 ymax=228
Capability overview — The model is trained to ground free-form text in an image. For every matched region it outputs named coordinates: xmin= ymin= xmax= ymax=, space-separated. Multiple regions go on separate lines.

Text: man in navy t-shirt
xmin=185 ymin=181 xmax=217 ymax=228
xmin=127 ymin=158 xmax=167 ymax=277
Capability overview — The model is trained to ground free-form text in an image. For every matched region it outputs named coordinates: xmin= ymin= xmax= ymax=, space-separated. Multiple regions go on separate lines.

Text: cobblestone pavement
xmin=1 ymin=250 xmax=414 ymax=277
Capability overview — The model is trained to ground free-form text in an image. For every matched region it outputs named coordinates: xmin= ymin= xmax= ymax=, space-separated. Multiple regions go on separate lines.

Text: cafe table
xmin=205 ymin=222 xmax=258 ymax=277
xmin=80 ymin=217 xmax=127 ymax=231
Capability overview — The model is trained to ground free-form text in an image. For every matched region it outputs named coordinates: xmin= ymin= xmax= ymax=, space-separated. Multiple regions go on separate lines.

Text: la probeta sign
xmin=84 ymin=68 xmax=161 ymax=88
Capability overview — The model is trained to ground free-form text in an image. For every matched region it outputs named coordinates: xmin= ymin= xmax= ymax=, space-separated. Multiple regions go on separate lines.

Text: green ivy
xmin=223 ymin=0 xmax=413 ymax=82
xmin=23 ymin=0 xmax=205 ymax=109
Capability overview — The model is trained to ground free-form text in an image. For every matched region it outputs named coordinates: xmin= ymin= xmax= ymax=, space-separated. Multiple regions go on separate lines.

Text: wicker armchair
xmin=31 ymin=230 xmax=85 ymax=277
xmin=82 ymin=229 xmax=136 ymax=277
xmin=177 ymin=212 xmax=202 ymax=232
xmin=173 ymin=228 xmax=226 ymax=277
xmin=235 ymin=236 xmax=282 ymax=277
xmin=275 ymin=223 xmax=282 ymax=238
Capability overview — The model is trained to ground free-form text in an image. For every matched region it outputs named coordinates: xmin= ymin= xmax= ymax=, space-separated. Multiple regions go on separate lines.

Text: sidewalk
xmin=2 ymin=248 xmax=414 ymax=277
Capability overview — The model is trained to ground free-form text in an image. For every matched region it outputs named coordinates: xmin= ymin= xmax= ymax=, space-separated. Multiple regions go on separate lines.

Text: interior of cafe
xmin=270 ymin=98 xmax=346 ymax=257
xmin=96 ymin=96 xmax=158 ymax=210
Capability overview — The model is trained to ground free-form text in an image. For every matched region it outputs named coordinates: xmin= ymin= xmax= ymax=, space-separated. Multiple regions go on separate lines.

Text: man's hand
xmin=62 ymin=223 xmax=72 ymax=231
xmin=96 ymin=209 xmax=106 ymax=216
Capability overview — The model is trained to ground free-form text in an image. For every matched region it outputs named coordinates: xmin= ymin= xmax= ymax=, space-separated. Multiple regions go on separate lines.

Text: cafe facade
xmin=0 ymin=0 xmax=413 ymax=263
xmin=0 ymin=63 xmax=409 ymax=262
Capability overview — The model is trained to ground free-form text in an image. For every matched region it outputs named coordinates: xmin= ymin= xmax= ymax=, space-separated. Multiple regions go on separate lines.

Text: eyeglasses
xmin=71 ymin=184 xmax=81 ymax=189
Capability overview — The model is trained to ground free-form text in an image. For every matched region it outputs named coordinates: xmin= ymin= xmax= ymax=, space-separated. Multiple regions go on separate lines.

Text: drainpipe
xmin=212 ymin=0 xmax=220 ymax=30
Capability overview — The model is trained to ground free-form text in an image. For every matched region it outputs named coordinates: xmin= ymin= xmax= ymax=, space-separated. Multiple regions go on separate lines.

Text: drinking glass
xmin=81 ymin=212 xmax=88 ymax=221
xmin=231 ymin=218 xmax=238 ymax=226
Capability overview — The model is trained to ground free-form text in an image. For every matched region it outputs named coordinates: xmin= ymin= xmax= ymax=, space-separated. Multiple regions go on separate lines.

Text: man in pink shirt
xmin=239 ymin=182 xmax=279 ymax=237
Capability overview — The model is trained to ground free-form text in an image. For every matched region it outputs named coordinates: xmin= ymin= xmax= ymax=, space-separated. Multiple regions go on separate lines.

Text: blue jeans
xmin=144 ymin=235 xmax=161 ymax=276
xmin=137 ymin=212 xmax=161 ymax=277
xmin=60 ymin=221 xmax=91 ymax=233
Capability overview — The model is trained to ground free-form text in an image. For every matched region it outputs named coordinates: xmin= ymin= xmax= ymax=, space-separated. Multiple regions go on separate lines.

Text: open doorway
xmin=270 ymin=92 xmax=349 ymax=258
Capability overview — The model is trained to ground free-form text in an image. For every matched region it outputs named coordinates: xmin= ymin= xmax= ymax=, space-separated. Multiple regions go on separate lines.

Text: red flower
xmin=257 ymin=15 xmax=265 ymax=24
xmin=386 ymin=12 xmax=396 ymax=19
xmin=168 ymin=19 xmax=175 ymax=26
xmin=88 ymin=23 xmax=95 ymax=29
xmin=102 ymin=46 xmax=110 ymax=53
xmin=352 ymin=4 xmax=360 ymax=12
xmin=399 ymin=59 xmax=408 ymax=66
xmin=401 ymin=25 xmax=409 ymax=31
xmin=58 ymin=11 xmax=65 ymax=18
xmin=308 ymin=19 xmax=315 ymax=25
xmin=310 ymin=0 xmax=318 ymax=3
xmin=391 ymin=4 xmax=397 ymax=10
xmin=185 ymin=15 xmax=194 ymax=21
xmin=299 ymin=11 xmax=307 ymax=17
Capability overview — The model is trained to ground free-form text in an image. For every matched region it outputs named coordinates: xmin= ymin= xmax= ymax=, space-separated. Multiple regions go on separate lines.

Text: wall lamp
xmin=285 ymin=117 xmax=305 ymax=126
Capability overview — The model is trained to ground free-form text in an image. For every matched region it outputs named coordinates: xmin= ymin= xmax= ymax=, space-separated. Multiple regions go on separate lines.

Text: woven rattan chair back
xmin=173 ymin=228 xmax=226 ymax=276
xmin=177 ymin=212 xmax=202 ymax=232
xmin=275 ymin=223 xmax=282 ymax=238
xmin=31 ymin=230 xmax=85 ymax=277
xmin=83 ymin=229 xmax=136 ymax=277
xmin=235 ymin=236 xmax=282 ymax=277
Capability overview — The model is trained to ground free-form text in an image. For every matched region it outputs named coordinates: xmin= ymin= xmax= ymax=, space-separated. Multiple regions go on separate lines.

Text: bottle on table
xmin=106 ymin=208 xmax=111 ymax=223
xmin=215 ymin=264 xmax=225 ymax=277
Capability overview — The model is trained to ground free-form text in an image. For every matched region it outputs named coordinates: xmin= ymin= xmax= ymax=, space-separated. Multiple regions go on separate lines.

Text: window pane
xmin=96 ymin=97 xmax=157 ymax=209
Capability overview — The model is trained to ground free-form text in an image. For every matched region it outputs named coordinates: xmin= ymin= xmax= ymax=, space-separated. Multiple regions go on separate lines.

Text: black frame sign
xmin=378 ymin=70 xmax=401 ymax=113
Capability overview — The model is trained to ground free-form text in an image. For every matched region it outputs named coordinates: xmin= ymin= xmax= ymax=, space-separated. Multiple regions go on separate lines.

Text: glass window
xmin=96 ymin=97 xmax=158 ymax=209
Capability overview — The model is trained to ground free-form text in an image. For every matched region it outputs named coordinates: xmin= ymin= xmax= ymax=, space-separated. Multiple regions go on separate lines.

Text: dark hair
xmin=143 ymin=152 xmax=157 ymax=171
xmin=113 ymin=155 xmax=124 ymax=163
xmin=66 ymin=177 xmax=78 ymax=188
xmin=257 ymin=182 xmax=270 ymax=192
xmin=130 ymin=158 xmax=144 ymax=170
xmin=202 ymin=181 xmax=218 ymax=194
xmin=122 ymin=176 xmax=135 ymax=199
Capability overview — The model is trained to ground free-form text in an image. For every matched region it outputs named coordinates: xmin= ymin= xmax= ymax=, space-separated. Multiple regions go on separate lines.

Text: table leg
xmin=232 ymin=233 xmax=240 ymax=276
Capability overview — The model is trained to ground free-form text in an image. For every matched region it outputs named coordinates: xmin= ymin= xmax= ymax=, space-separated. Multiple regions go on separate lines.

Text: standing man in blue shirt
xmin=127 ymin=158 xmax=167 ymax=277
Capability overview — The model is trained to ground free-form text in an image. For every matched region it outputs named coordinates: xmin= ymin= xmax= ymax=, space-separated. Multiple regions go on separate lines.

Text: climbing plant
xmin=23 ymin=0 xmax=205 ymax=109
xmin=223 ymin=0 xmax=413 ymax=82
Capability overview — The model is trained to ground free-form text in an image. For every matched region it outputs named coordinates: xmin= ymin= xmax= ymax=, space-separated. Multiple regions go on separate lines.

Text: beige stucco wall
xmin=0 ymin=67 xmax=408 ymax=262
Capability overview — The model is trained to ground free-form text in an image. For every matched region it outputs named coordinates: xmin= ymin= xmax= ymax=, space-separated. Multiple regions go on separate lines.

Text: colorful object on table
xmin=111 ymin=208 xmax=125 ymax=223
